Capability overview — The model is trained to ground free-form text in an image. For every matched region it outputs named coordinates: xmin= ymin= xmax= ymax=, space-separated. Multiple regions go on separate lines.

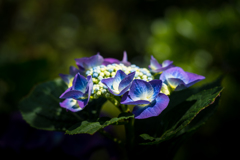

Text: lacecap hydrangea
xmin=59 ymin=52 xmax=205 ymax=119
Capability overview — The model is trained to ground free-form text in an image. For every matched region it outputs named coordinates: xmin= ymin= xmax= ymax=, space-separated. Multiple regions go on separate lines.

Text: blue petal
xmin=86 ymin=75 xmax=93 ymax=100
xmin=113 ymin=70 xmax=127 ymax=91
xmin=129 ymin=79 xmax=154 ymax=101
xmin=148 ymin=80 xmax=162 ymax=101
xmin=101 ymin=71 xmax=133 ymax=96
xmin=118 ymin=71 xmax=135 ymax=92
xmin=72 ymin=73 xmax=88 ymax=93
xmin=132 ymin=93 xmax=169 ymax=119
xmin=101 ymin=78 xmax=114 ymax=90
xmin=59 ymin=99 xmax=82 ymax=112
xmin=101 ymin=78 xmax=122 ymax=95
xmin=59 ymin=89 xmax=85 ymax=99
xmin=118 ymin=85 xmax=133 ymax=96
xmin=77 ymin=98 xmax=89 ymax=110
xmin=121 ymin=92 xmax=150 ymax=105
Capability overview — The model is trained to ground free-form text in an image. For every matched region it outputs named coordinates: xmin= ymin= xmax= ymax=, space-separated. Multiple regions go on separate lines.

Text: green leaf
xmin=139 ymin=86 xmax=223 ymax=145
xmin=66 ymin=112 xmax=134 ymax=135
xmin=19 ymin=78 xmax=106 ymax=131
xmin=134 ymin=77 xmax=223 ymax=144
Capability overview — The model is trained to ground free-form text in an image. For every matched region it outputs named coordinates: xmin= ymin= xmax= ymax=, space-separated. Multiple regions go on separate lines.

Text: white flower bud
xmin=92 ymin=78 xmax=99 ymax=84
xmin=142 ymin=75 xmax=147 ymax=79
xmin=111 ymin=72 xmax=116 ymax=77
xmin=105 ymin=93 xmax=110 ymax=98
xmin=104 ymin=71 xmax=110 ymax=77
xmin=96 ymin=91 xmax=101 ymax=96
xmin=99 ymin=72 xmax=104 ymax=77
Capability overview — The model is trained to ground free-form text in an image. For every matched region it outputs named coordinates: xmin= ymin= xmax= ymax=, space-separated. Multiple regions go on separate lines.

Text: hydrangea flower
xmin=149 ymin=55 xmax=174 ymax=73
xmin=58 ymin=66 xmax=82 ymax=111
xmin=59 ymin=73 xmax=93 ymax=112
xmin=121 ymin=79 xmax=169 ymax=119
xmin=160 ymin=67 xmax=205 ymax=91
xmin=58 ymin=52 xmax=204 ymax=120
xmin=101 ymin=70 xmax=135 ymax=96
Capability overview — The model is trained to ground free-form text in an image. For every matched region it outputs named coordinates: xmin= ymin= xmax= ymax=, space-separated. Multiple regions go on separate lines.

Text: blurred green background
xmin=0 ymin=0 xmax=240 ymax=159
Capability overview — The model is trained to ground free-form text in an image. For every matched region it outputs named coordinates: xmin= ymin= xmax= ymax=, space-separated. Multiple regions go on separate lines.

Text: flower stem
xmin=125 ymin=116 xmax=135 ymax=152
xmin=120 ymin=104 xmax=130 ymax=113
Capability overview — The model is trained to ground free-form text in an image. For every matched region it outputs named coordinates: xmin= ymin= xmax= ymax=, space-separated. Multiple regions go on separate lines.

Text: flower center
xmin=86 ymin=63 xmax=154 ymax=99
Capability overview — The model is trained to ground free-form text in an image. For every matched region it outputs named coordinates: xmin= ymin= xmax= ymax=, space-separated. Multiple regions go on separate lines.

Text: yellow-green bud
xmin=111 ymin=72 xmax=116 ymax=77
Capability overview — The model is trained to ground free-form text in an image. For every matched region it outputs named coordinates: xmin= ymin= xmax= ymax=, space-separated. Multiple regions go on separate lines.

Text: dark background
xmin=0 ymin=0 xmax=239 ymax=159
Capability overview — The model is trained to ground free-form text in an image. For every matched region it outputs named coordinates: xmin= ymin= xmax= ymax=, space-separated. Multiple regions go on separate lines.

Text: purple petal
xmin=72 ymin=73 xmax=88 ymax=93
xmin=102 ymin=58 xmax=120 ymax=66
xmin=148 ymin=80 xmax=162 ymax=101
xmin=121 ymin=92 xmax=150 ymax=105
xmin=162 ymin=60 xmax=173 ymax=68
xmin=160 ymin=67 xmax=189 ymax=84
xmin=77 ymin=98 xmax=89 ymax=110
xmin=185 ymin=72 xmax=205 ymax=88
xmin=132 ymin=93 xmax=169 ymax=119
xmin=118 ymin=71 xmax=135 ymax=92
xmin=129 ymin=79 xmax=154 ymax=101
xmin=121 ymin=51 xmax=131 ymax=66
xmin=77 ymin=65 xmax=85 ymax=74
xmin=69 ymin=66 xmax=80 ymax=76
xmin=59 ymin=73 xmax=72 ymax=85
xmin=75 ymin=53 xmax=104 ymax=70
xmin=59 ymin=89 xmax=84 ymax=99
xmin=59 ymin=87 xmax=71 ymax=98
xmin=59 ymin=99 xmax=82 ymax=112
xmin=149 ymin=56 xmax=174 ymax=72
xmin=149 ymin=55 xmax=162 ymax=72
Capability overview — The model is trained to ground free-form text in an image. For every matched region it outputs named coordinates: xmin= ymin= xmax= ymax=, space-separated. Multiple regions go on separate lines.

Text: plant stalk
xmin=125 ymin=116 xmax=135 ymax=153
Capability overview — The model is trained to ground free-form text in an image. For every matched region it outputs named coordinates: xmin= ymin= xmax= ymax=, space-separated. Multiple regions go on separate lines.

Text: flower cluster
xmin=59 ymin=52 xmax=205 ymax=119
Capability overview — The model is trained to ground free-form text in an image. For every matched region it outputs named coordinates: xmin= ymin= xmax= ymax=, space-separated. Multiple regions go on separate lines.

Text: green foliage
xmin=137 ymin=81 xmax=223 ymax=145
xmin=19 ymin=78 xmax=107 ymax=131
xmin=19 ymin=79 xmax=73 ymax=131
xmin=19 ymin=78 xmax=134 ymax=135
xmin=129 ymin=78 xmax=223 ymax=159
xmin=18 ymin=61 xmax=223 ymax=160
xmin=66 ymin=112 xmax=134 ymax=135
xmin=19 ymin=76 xmax=223 ymax=144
